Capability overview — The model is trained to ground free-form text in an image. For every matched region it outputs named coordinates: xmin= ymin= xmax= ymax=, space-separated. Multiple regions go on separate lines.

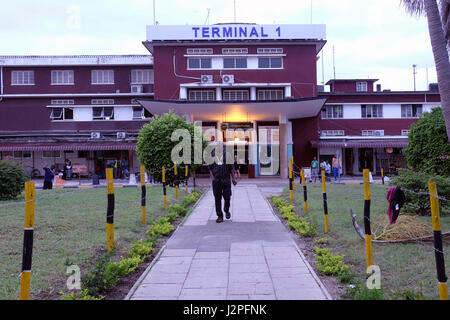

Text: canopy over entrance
xmin=137 ymin=97 xmax=327 ymax=122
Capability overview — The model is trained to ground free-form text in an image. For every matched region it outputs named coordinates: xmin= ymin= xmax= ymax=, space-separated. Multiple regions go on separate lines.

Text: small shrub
xmin=181 ymin=190 xmax=201 ymax=207
xmin=147 ymin=218 xmax=174 ymax=237
xmin=314 ymin=246 xmax=352 ymax=275
xmin=352 ymin=284 xmax=384 ymax=300
xmin=314 ymin=237 xmax=330 ymax=244
xmin=81 ymin=253 xmax=115 ymax=295
xmin=271 ymin=195 xmax=288 ymax=209
xmin=105 ymin=256 xmax=142 ymax=279
xmin=389 ymin=283 xmax=425 ymax=300
xmin=287 ymin=217 xmax=317 ymax=237
xmin=126 ymin=240 xmax=154 ymax=260
xmin=0 ymin=159 xmax=28 ymax=200
xmin=338 ymin=270 xmax=356 ymax=284
xmin=59 ymin=289 xmax=103 ymax=300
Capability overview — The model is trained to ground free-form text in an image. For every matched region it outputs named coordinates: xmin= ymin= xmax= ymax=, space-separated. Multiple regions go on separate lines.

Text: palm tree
xmin=401 ymin=0 xmax=450 ymax=142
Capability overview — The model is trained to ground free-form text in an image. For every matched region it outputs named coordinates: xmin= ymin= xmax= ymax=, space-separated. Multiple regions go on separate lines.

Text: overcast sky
xmin=0 ymin=0 xmax=438 ymax=91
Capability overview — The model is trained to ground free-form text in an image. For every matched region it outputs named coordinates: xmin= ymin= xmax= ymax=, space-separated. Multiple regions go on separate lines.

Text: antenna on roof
xmin=205 ymin=8 xmax=211 ymax=24
xmin=153 ymin=0 xmax=156 ymax=25
xmin=413 ymin=64 xmax=417 ymax=91
xmin=234 ymin=0 xmax=237 ymax=23
xmin=310 ymin=0 xmax=313 ymax=24
xmin=333 ymin=45 xmax=336 ymax=80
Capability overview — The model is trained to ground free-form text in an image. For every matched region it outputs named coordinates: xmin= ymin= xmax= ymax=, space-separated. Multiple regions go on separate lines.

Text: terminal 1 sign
xmin=146 ymin=24 xmax=326 ymax=41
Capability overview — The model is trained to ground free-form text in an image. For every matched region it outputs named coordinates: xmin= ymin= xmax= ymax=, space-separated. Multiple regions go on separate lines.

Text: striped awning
xmin=0 ymin=141 xmax=136 ymax=151
xmin=311 ymin=139 xmax=409 ymax=148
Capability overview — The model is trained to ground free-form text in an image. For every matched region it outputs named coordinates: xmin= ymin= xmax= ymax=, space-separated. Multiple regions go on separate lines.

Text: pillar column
xmin=279 ymin=114 xmax=288 ymax=179
xmin=216 ymin=87 xmax=222 ymax=101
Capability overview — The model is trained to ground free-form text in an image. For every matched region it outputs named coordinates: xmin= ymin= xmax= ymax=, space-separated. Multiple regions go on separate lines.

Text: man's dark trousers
xmin=212 ymin=178 xmax=231 ymax=217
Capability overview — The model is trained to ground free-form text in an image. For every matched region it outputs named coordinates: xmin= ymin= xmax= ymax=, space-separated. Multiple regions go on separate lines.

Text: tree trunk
xmin=425 ymin=0 xmax=450 ymax=142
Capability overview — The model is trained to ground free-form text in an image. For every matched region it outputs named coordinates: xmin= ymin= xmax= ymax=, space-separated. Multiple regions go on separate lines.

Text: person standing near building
xmin=233 ymin=154 xmax=241 ymax=180
xmin=325 ymin=161 xmax=331 ymax=178
xmin=65 ymin=159 xmax=72 ymax=180
xmin=113 ymin=159 xmax=120 ymax=179
xmin=43 ymin=165 xmax=55 ymax=190
xmin=332 ymin=155 xmax=341 ymax=181
xmin=209 ymin=147 xmax=237 ymax=223
xmin=310 ymin=156 xmax=319 ymax=183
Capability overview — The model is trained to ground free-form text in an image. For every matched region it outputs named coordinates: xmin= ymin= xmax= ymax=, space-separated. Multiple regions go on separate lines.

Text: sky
xmin=0 ymin=0 xmax=438 ymax=91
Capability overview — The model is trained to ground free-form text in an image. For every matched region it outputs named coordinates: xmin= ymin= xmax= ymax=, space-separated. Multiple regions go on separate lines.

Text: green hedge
xmin=0 ymin=159 xmax=28 ymax=200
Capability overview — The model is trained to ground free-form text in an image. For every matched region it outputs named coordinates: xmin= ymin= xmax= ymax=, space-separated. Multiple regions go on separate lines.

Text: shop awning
xmin=0 ymin=141 xmax=136 ymax=151
xmin=138 ymin=97 xmax=327 ymax=122
xmin=311 ymin=139 xmax=409 ymax=148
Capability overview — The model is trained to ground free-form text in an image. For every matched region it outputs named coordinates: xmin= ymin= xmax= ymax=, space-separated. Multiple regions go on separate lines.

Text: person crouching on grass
xmin=209 ymin=147 xmax=237 ymax=223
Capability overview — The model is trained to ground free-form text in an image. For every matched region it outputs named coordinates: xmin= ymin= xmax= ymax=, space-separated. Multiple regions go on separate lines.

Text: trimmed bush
xmin=314 ymin=246 xmax=352 ymax=276
xmin=0 ymin=159 xmax=28 ymax=200
xmin=147 ymin=218 xmax=174 ymax=237
xmin=389 ymin=168 xmax=450 ymax=215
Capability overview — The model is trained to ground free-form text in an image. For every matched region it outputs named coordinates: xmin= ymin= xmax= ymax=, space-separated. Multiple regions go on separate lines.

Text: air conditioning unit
xmin=131 ymin=84 xmax=143 ymax=93
xmin=117 ymin=132 xmax=127 ymax=139
xmin=91 ymin=132 xmax=101 ymax=139
xmin=200 ymin=75 xmax=213 ymax=84
xmin=222 ymin=74 xmax=234 ymax=84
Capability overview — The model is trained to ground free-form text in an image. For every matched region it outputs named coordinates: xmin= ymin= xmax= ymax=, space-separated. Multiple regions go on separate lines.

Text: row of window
xmin=11 ymin=69 xmax=153 ymax=85
xmin=2 ymin=150 xmax=84 ymax=159
xmin=187 ymin=89 xmax=284 ymax=101
xmin=321 ymin=129 xmax=410 ymax=136
xmin=321 ymin=104 xmax=423 ymax=119
xmin=49 ymin=106 xmax=150 ymax=121
xmin=188 ymin=57 xmax=283 ymax=70
xmin=187 ymin=48 xmax=283 ymax=55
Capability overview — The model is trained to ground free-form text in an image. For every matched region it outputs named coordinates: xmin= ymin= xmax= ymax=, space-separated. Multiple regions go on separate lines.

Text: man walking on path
xmin=209 ymin=148 xmax=237 ymax=223
xmin=332 ymin=155 xmax=341 ymax=181
xmin=310 ymin=156 xmax=319 ymax=183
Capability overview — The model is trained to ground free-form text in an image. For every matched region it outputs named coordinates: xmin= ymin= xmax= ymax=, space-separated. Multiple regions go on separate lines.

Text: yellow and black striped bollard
xmin=289 ymin=161 xmax=293 ymax=202
xmin=428 ymin=181 xmax=448 ymax=300
xmin=140 ymin=165 xmax=146 ymax=224
xmin=185 ymin=165 xmax=189 ymax=193
xmin=301 ymin=169 xmax=308 ymax=215
xmin=162 ymin=166 xmax=167 ymax=210
xmin=174 ymin=162 xmax=178 ymax=199
xmin=363 ymin=169 xmax=373 ymax=268
xmin=381 ymin=168 xmax=384 ymax=185
xmin=20 ymin=182 xmax=35 ymax=300
xmin=106 ymin=168 xmax=115 ymax=252
xmin=321 ymin=170 xmax=329 ymax=233
xmin=290 ymin=157 xmax=295 ymax=191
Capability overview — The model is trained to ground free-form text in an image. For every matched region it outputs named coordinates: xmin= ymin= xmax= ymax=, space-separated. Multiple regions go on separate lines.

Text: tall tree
xmin=402 ymin=0 xmax=450 ymax=142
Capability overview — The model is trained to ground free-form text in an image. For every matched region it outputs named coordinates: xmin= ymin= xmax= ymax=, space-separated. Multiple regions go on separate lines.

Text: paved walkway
xmin=125 ymin=184 xmax=331 ymax=300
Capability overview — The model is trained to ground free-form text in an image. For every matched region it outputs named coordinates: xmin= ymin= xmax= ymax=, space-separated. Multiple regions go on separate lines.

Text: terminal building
xmin=0 ymin=23 xmax=441 ymax=179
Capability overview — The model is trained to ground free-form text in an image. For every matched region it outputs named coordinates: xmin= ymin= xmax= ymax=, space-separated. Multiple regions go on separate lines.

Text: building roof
xmin=325 ymin=79 xmax=379 ymax=85
xmin=0 ymin=55 xmax=153 ymax=66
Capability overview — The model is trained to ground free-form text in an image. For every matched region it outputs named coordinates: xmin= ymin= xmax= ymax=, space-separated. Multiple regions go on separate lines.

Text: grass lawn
xmin=281 ymin=182 xmax=450 ymax=300
xmin=0 ymin=185 xmax=190 ymax=300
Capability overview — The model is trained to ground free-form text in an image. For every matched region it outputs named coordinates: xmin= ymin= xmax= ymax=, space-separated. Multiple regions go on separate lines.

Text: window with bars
xmin=131 ymin=69 xmax=153 ymax=84
xmin=321 ymin=130 xmax=345 ymax=136
xmin=361 ymin=104 xmax=383 ymax=118
xmin=188 ymin=58 xmax=212 ymax=69
xmin=91 ymin=70 xmax=114 ymax=84
xmin=223 ymin=90 xmax=249 ymax=101
xmin=356 ymin=81 xmax=368 ymax=92
xmin=257 ymin=48 xmax=283 ymax=54
xmin=401 ymin=104 xmax=422 ymax=118
xmin=188 ymin=90 xmax=215 ymax=101
xmin=51 ymin=70 xmax=74 ymax=85
xmin=223 ymin=57 xmax=247 ymax=69
xmin=362 ymin=130 xmax=384 ymax=136
xmin=187 ymin=48 xmax=213 ymax=54
xmin=51 ymin=99 xmax=74 ymax=105
xmin=257 ymin=89 xmax=284 ymax=100
xmin=321 ymin=105 xmax=343 ymax=119
xmin=11 ymin=71 xmax=35 ymax=85
xmin=93 ymin=107 xmax=114 ymax=120
xmin=401 ymin=129 xmax=410 ymax=136
xmin=258 ymin=57 xmax=282 ymax=68
xmin=222 ymin=48 xmax=248 ymax=54
xmin=50 ymin=107 xmax=73 ymax=121
xmin=43 ymin=151 xmax=61 ymax=158
xmin=91 ymin=99 xmax=114 ymax=105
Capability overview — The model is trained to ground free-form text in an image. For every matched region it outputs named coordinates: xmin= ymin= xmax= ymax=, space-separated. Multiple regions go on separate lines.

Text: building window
xmin=401 ymin=129 xmax=410 ymax=136
xmin=132 ymin=106 xmax=151 ymax=119
xmin=11 ymin=71 xmax=35 ymax=85
xmin=223 ymin=90 xmax=249 ymax=101
xmin=43 ymin=151 xmax=61 ymax=158
xmin=188 ymin=58 xmax=212 ymax=69
xmin=321 ymin=130 xmax=345 ymax=136
xmin=188 ymin=90 xmax=215 ymax=101
xmin=361 ymin=104 xmax=383 ymax=118
xmin=93 ymin=107 xmax=114 ymax=120
xmin=223 ymin=57 xmax=247 ymax=69
xmin=257 ymin=48 xmax=283 ymax=54
xmin=257 ymin=89 xmax=284 ymax=100
xmin=321 ymin=105 xmax=343 ymax=119
xmin=356 ymin=81 xmax=368 ymax=92
xmin=131 ymin=70 xmax=153 ymax=84
xmin=222 ymin=48 xmax=248 ymax=54
xmin=51 ymin=99 xmax=74 ymax=105
xmin=50 ymin=107 xmax=73 ymax=121
xmin=187 ymin=48 xmax=213 ymax=54
xmin=91 ymin=99 xmax=114 ymax=105
xmin=91 ymin=70 xmax=114 ymax=84
xmin=362 ymin=130 xmax=384 ymax=136
xmin=51 ymin=70 xmax=74 ymax=85
xmin=401 ymin=104 xmax=422 ymax=118
xmin=12 ymin=151 xmax=32 ymax=159
xmin=258 ymin=57 xmax=282 ymax=69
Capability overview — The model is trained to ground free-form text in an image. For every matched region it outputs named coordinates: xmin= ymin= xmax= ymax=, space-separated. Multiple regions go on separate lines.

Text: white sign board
xmin=147 ymin=24 xmax=326 ymax=41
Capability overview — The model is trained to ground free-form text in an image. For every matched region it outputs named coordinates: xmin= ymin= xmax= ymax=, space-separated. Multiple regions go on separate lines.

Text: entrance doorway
xmin=358 ymin=148 xmax=373 ymax=172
